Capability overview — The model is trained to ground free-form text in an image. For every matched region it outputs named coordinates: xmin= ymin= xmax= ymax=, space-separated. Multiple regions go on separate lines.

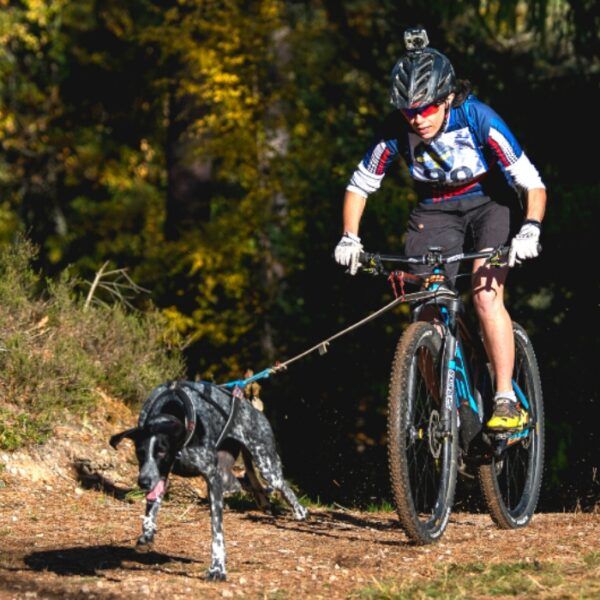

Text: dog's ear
xmin=109 ymin=427 xmax=141 ymax=449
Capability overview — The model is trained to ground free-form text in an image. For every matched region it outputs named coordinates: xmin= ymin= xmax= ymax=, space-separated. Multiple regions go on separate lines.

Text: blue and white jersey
xmin=347 ymin=95 xmax=545 ymax=205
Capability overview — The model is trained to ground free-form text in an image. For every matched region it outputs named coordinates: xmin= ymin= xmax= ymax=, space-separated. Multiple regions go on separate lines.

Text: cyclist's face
xmin=401 ymin=95 xmax=452 ymax=140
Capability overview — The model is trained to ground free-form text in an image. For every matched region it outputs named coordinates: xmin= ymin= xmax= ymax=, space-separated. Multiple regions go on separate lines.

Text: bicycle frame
xmin=370 ymin=247 xmax=545 ymax=538
xmin=361 ymin=246 xmax=535 ymax=458
xmin=411 ymin=280 xmax=485 ymax=454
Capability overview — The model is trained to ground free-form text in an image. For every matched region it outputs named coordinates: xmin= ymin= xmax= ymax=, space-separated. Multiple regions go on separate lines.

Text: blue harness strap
xmin=220 ymin=368 xmax=274 ymax=389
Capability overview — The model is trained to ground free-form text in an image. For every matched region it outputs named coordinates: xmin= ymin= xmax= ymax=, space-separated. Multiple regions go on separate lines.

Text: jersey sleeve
xmin=346 ymin=112 xmax=404 ymax=198
xmin=346 ymin=139 xmax=399 ymax=198
xmin=469 ymin=100 xmax=545 ymax=191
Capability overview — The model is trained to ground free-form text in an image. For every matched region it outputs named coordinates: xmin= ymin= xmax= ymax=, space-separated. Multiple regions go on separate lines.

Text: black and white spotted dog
xmin=109 ymin=380 xmax=307 ymax=580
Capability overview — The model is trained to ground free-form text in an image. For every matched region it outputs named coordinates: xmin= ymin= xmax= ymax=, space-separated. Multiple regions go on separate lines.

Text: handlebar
xmin=359 ymin=245 xmax=510 ymax=271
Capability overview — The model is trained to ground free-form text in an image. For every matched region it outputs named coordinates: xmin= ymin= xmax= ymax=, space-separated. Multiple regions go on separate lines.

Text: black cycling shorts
xmin=404 ymin=198 xmax=516 ymax=281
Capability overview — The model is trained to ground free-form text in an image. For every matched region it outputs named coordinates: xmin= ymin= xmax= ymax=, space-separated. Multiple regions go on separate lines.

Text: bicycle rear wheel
xmin=478 ymin=322 xmax=544 ymax=528
xmin=387 ymin=322 xmax=457 ymax=544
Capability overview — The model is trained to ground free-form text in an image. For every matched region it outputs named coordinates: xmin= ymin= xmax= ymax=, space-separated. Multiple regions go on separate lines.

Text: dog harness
xmin=139 ymin=381 xmax=241 ymax=449
xmin=138 ymin=382 xmax=198 ymax=448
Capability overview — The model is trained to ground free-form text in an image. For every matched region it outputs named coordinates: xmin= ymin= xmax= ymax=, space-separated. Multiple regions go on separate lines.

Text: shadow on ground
xmin=24 ymin=545 xmax=197 ymax=577
xmin=245 ymin=508 xmax=411 ymax=547
xmin=72 ymin=459 xmax=133 ymax=500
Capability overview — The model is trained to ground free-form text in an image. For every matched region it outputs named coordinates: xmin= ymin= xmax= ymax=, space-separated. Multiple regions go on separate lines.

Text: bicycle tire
xmin=387 ymin=321 xmax=458 ymax=544
xmin=478 ymin=322 xmax=544 ymax=528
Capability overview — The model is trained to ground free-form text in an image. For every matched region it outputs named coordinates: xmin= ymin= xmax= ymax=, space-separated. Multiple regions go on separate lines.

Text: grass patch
xmin=124 ymin=488 xmax=147 ymax=503
xmin=224 ymin=492 xmax=261 ymax=511
xmin=365 ymin=500 xmax=395 ymax=513
xmin=0 ymin=237 xmax=186 ymax=450
xmin=298 ymin=494 xmax=336 ymax=510
xmin=0 ymin=407 xmax=53 ymax=449
xmin=296 ymin=495 xmax=395 ymax=512
xmin=584 ymin=551 xmax=600 ymax=568
xmin=356 ymin=554 xmax=600 ymax=599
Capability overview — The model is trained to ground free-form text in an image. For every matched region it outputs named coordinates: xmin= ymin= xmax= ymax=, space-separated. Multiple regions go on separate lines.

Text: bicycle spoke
xmin=406 ymin=349 xmax=444 ymax=518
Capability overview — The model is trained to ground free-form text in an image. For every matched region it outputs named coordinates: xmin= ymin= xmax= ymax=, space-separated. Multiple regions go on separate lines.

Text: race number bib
xmin=409 ymin=128 xmax=486 ymax=185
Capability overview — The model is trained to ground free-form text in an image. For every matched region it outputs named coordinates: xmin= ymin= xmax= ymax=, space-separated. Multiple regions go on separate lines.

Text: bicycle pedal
xmin=486 ymin=428 xmax=525 ymax=441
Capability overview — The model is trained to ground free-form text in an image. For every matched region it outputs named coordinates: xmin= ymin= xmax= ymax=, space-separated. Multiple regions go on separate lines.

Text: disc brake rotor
xmin=428 ymin=409 xmax=442 ymax=459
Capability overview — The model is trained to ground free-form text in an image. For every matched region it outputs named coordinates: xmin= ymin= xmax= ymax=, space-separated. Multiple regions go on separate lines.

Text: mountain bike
xmin=359 ymin=246 xmax=544 ymax=544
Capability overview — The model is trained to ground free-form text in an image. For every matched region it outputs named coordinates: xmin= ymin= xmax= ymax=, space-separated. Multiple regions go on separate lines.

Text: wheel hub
xmin=428 ymin=409 xmax=442 ymax=459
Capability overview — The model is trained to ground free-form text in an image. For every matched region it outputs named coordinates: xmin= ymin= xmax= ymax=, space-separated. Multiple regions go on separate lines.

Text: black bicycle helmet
xmin=390 ymin=28 xmax=456 ymax=109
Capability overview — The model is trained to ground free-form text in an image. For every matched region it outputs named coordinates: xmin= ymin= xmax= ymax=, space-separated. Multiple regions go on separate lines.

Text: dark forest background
xmin=0 ymin=0 xmax=598 ymax=510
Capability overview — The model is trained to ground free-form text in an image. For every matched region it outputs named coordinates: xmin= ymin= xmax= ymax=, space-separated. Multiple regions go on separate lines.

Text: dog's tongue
xmin=146 ymin=479 xmax=166 ymax=502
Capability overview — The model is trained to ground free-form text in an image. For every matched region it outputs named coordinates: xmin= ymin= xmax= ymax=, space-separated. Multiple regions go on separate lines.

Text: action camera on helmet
xmin=404 ymin=28 xmax=429 ymax=52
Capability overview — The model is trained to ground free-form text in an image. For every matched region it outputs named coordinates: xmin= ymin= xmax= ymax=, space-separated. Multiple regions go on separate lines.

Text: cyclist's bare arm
xmin=342 ymin=190 xmax=367 ymax=236
xmin=524 ymin=187 xmax=546 ymax=223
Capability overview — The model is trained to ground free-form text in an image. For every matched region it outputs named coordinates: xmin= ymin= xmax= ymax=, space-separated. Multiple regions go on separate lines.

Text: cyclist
xmin=334 ymin=28 xmax=546 ymax=431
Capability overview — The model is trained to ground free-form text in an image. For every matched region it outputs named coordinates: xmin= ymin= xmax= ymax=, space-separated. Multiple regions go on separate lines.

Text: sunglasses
xmin=401 ymin=100 xmax=445 ymax=119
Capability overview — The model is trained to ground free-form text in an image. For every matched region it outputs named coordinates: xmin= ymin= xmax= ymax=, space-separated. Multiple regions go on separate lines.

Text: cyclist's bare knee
xmin=472 ymin=256 xmax=508 ymax=293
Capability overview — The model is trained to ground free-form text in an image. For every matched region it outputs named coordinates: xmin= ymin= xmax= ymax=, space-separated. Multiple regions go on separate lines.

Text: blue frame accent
xmin=449 ymin=343 xmax=479 ymax=414
xmin=508 ymin=429 xmax=530 ymax=442
xmin=512 ymin=379 xmax=530 ymax=410
xmin=431 ymin=277 xmax=480 ymax=416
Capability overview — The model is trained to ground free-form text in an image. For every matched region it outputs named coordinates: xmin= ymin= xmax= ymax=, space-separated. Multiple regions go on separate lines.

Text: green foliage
xmin=297 ymin=494 xmax=334 ymax=510
xmin=142 ymin=0 xmax=294 ymax=378
xmin=0 ymin=0 xmax=298 ymax=380
xmin=124 ymin=487 xmax=146 ymax=503
xmin=584 ymin=552 xmax=600 ymax=568
xmin=365 ymin=500 xmax=394 ymax=513
xmin=0 ymin=237 xmax=185 ymax=450
xmin=0 ymin=408 xmax=52 ymax=449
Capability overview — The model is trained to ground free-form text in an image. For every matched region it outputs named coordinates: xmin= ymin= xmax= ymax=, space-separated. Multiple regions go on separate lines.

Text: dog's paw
xmin=135 ymin=536 xmax=154 ymax=552
xmin=222 ymin=475 xmax=243 ymax=497
xmin=293 ymin=505 xmax=309 ymax=521
xmin=205 ymin=567 xmax=227 ymax=581
xmin=258 ymin=502 xmax=276 ymax=517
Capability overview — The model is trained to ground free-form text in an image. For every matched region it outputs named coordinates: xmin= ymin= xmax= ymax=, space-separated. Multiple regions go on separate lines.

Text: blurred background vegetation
xmin=0 ymin=0 xmax=597 ymax=510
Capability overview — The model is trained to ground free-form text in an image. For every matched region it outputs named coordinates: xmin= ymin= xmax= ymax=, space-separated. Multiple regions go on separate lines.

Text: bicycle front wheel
xmin=478 ymin=322 xmax=544 ymax=528
xmin=387 ymin=322 xmax=457 ymax=544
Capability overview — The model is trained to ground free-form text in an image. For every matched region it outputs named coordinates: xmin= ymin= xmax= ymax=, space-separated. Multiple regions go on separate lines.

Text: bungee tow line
xmin=218 ymin=286 xmax=437 ymax=390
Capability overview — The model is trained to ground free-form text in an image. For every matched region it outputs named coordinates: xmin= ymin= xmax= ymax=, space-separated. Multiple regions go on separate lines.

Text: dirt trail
xmin=0 ymin=397 xmax=598 ymax=599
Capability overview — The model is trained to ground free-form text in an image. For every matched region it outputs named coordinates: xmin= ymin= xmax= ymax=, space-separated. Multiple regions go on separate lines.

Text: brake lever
xmin=488 ymin=252 xmax=507 ymax=268
xmin=486 ymin=245 xmax=509 ymax=268
xmin=487 ymin=242 xmax=543 ymax=268
xmin=359 ymin=254 xmax=386 ymax=275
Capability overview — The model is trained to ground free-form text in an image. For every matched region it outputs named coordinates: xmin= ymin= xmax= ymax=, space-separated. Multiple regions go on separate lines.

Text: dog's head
xmin=110 ymin=414 xmax=186 ymax=500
